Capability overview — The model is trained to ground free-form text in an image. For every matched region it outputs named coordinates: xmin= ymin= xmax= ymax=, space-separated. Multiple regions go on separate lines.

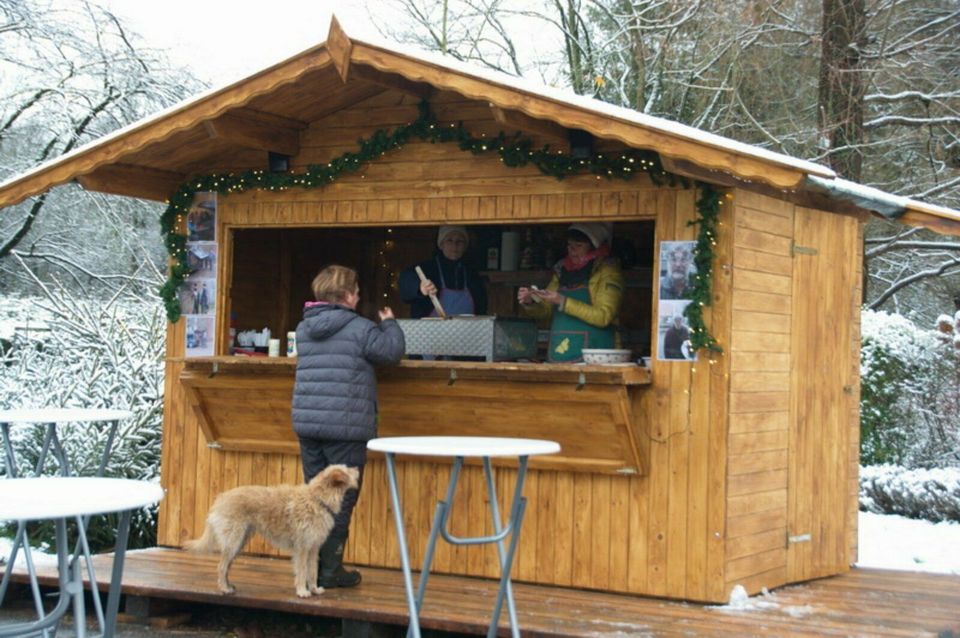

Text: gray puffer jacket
xmin=292 ymin=302 xmax=405 ymax=442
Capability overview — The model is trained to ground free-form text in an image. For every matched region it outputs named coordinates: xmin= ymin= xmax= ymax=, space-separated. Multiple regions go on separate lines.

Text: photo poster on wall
xmin=657 ymin=240 xmax=698 ymax=362
xmin=183 ymin=191 xmax=218 ymax=357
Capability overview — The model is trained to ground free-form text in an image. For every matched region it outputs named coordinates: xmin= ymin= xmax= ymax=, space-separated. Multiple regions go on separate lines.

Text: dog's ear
xmin=325 ymin=466 xmax=354 ymax=490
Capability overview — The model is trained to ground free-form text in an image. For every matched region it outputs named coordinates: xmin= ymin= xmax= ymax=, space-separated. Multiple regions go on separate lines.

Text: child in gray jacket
xmin=291 ymin=264 xmax=405 ymax=587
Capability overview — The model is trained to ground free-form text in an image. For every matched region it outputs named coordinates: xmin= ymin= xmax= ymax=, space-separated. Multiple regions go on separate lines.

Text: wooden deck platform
xmin=6 ymin=547 xmax=960 ymax=636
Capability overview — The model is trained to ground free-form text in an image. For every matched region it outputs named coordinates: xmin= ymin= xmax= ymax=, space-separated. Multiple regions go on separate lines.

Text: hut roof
xmin=0 ymin=16 xmax=957 ymax=235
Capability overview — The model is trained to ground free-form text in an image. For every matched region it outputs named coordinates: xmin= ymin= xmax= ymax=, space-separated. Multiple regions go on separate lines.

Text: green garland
xmin=685 ymin=183 xmax=723 ymax=354
xmin=159 ymin=100 xmax=721 ymax=354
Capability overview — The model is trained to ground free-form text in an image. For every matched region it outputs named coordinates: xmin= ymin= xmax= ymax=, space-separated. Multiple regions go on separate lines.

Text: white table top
xmin=0 ymin=408 xmax=134 ymax=423
xmin=368 ymin=436 xmax=560 ymax=457
xmin=0 ymin=477 xmax=163 ymax=521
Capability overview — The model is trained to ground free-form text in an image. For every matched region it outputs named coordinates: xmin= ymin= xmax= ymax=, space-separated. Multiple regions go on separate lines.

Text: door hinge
xmin=791 ymin=242 xmax=818 ymax=256
xmin=787 ymin=532 xmax=812 ymax=547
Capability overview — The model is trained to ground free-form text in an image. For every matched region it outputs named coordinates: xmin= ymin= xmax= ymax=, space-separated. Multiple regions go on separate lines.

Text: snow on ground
xmin=856 ymin=511 xmax=960 ymax=574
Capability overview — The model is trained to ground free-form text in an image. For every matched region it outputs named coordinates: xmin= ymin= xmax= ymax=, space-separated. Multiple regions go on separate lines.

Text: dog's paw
xmin=219 ymin=585 xmax=236 ymax=595
xmin=296 ymin=587 xmax=312 ymax=598
xmin=311 ymin=585 xmax=325 ymax=595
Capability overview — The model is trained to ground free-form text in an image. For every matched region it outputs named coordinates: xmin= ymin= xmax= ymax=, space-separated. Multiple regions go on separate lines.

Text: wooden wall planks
xmin=157 ymin=96 xmax=860 ymax=604
xmin=725 ymin=190 xmax=794 ymax=594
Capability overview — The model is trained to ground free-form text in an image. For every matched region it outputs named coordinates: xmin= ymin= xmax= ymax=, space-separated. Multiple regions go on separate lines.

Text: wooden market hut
xmin=1 ymin=17 xmax=958 ymax=607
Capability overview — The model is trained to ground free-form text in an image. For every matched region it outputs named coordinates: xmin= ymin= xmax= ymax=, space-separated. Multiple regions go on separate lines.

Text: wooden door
xmin=787 ymin=208 xmax=859 ymax=581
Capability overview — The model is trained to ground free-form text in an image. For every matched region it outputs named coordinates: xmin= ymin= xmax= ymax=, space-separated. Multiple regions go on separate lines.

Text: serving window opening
xmin=227 ymin=222 xmax=655 ymax=362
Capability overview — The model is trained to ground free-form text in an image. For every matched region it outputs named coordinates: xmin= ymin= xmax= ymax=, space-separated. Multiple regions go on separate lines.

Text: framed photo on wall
xmin=183 ymin=191 xmax=218 ymax=357
xmin=657 ymin=240 xmax=699 ymax=361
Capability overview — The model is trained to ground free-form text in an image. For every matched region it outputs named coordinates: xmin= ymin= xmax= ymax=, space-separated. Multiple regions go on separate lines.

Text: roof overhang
xmin=1 ymin=15 xmax=957 ymax=237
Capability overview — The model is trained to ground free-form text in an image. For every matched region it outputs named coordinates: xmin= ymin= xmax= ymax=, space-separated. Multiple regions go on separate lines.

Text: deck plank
xmin=5 ymin=547 xmax=959 ymax=637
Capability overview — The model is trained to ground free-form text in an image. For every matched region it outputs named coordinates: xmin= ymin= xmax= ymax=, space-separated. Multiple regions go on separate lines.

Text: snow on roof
xmin=1 ymin=14 xmax=957 ymax=234
xmin=343 ymin=20 xmax=836 ymax=179
xmin=806 ymin=175 xmax=911 ymax=218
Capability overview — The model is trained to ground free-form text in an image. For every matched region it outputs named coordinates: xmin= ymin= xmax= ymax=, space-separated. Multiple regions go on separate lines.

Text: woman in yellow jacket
xmin=518 ymin=223 xmax=624 ymax=362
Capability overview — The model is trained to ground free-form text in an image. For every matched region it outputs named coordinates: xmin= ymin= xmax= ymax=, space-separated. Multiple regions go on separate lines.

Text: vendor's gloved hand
xmin=419 ymin=280 xmax=438 ymax=297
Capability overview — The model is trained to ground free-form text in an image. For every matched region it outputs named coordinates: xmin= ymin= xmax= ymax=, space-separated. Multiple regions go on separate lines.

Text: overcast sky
xmin=96 ymin=0 xmax=376 ymax=84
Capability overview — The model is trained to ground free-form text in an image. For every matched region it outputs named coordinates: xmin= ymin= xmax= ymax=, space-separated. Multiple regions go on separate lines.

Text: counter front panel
xmin=177 ymin=358 xmax=650 ymax=475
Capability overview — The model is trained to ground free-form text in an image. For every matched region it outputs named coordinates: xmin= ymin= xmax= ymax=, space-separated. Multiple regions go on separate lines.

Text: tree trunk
xmin=818 ymin=0 xmax=867 ymax=181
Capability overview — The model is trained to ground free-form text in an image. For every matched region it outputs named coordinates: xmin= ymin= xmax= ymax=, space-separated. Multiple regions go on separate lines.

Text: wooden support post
xmin=341 ymin=618 xmax=397 ymax=638
xmin=117 ymin=595 xmax=192 ymax=629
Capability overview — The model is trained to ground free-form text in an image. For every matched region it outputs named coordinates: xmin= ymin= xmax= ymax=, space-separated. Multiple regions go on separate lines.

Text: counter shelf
xmin=174 ymin=357 xmax=649 ymax=475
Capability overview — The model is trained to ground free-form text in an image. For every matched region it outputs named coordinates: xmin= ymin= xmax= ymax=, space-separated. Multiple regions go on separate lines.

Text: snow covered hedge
xmin=0 ymin=286 xmax=165 ymax=551
xmin=860 ymin=465 xmax=960 ymax=523
xmin=860 ymin=310 xmax=960 ymax=468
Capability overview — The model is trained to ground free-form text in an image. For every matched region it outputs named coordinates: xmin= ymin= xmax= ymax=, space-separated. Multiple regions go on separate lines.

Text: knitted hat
xmin=437 ymin=225 xmax=468 ymax=249
xmin=567 ymin=222 xmax=611 ymax=248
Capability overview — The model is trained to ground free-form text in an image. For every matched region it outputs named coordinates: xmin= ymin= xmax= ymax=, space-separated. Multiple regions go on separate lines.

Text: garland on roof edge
xmin=159 ymin=100 xmax=722 ymax=355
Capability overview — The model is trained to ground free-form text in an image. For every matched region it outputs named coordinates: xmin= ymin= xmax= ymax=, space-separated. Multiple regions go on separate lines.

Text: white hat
xmin=568 ymin=222 xmax=611 ymax=248
xmin=437 ymin=225 xmax=468 ymax=249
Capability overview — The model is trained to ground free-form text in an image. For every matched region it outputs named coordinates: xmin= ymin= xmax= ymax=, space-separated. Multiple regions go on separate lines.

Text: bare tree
xmin=818 ymin=0 xmax=867 ymax=180
xmin=865 ymin=220 xmax=960 ymax=319
xmin=366 ymin=0 xmax=959 ymax=322
xmin=0 ymin=0 xmax=202 ymax=291
xmin=367 ymin=0 xmax=533 ymax=76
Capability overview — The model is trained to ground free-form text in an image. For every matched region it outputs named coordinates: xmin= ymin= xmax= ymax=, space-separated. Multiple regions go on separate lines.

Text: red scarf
xmin=562 ymin=243 xmax=610 ymax=271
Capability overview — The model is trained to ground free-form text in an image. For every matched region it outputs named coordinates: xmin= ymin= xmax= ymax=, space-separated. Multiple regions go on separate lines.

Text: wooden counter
xmin=176 ymin=357 xmax=650 ymax=474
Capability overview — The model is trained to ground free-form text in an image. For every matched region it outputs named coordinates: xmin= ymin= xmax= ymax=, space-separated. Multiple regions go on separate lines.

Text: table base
xmin=384 ymin=453 xmax=529 ymax=638
xmin=1 ymin=416 xmax=123 ymax=637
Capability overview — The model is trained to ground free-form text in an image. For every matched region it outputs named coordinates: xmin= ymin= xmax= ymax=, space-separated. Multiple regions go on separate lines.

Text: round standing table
xmin=0 ymin=477 xmax=163 ymax=638
xmin=367 ymin=436 xmax=560 ymax=638
xmin=0 ymin=408 xmax=134 ymax=634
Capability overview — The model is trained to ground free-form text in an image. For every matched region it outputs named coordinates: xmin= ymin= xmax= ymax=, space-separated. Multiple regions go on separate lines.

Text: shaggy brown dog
xmin=184 ymin=464 xmax=359 ymax=598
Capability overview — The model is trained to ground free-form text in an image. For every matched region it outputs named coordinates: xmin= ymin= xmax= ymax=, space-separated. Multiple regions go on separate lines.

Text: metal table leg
xmin=383 ymin=452 xmax=421 ymax=638
xmin=46 ymin=421 xmax=107 ymax=634
xmin=68 ymin=418 xmax=120 ymax=634
xmin=0 ymin=518 xmax=84 ymax=638
xmin=404 ymin=456 xmax=464 ymax=638
xmin=0 ymin=422 xmax=54 ymax=638
xmin=102 ymin=509 xmax=133 ymax=638
xmin=484 ymin=456 xmax=528 ymax=638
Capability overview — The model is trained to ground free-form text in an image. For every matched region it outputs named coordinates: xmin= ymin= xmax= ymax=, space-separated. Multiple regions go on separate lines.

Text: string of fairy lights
xmin=159 ymin=100 xmax=723 ymax=354
xmin=379 ymin=228 xmax=396 ymax=300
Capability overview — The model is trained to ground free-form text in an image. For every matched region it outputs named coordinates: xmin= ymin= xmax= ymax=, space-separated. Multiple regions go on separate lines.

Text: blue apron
xmin=431 ymin=256 xmax=475 ymax=316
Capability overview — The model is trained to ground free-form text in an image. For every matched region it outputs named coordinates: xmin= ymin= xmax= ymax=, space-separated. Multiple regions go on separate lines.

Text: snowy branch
xmin=869 ymin=256 xmax=960 ymax=310
xmin=864 ymin=115 xmax=960 ymax=130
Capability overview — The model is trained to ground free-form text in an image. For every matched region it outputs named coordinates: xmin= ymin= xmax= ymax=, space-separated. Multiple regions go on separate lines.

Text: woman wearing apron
xmin=518 ymin=223 xmax=625 ymax=362
xmin=399 ymin=225 xmax=488 ymax=318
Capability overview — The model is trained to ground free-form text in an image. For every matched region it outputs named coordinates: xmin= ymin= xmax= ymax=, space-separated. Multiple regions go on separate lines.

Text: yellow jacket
xmin=523 ymin=258 xmax=625 ymax=328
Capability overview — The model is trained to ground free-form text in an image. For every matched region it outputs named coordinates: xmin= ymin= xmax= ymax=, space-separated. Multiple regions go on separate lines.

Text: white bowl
xmin=582 ymin=348 xmax=632 ymax=364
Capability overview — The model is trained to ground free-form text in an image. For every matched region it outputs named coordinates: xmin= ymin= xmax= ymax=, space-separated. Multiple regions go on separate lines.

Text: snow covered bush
xmin=0 ymin=281 xmax=165 ymax=551
xmin=860 ymin=464 xmax=960 ymax=523
xmin=860 ymin=309 xmax=960 ymax=468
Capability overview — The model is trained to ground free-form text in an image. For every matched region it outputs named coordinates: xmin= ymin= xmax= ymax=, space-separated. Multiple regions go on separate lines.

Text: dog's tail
xmin=183 ymin=524 xmax=219 ymax=553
